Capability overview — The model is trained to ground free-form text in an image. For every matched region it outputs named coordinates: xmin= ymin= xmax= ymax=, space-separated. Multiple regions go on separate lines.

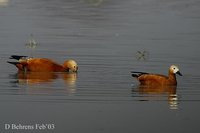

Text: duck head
xmin=63 ymin=60 xmax=78 ymax=72
xmin=170 ymin=65 xmax=182 ymax=76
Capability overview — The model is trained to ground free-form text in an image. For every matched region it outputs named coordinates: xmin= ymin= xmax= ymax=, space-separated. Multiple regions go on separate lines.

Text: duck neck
xmin=168 ymin=70 xmax=177 ymax=85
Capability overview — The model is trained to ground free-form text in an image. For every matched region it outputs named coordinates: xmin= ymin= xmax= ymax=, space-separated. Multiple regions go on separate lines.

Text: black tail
xmin=9 ymin=55 xmax=27 ymax=60
xmin=7 ymin=61 xmax=20 ymax=66
xmin=131 ymin=71 xmax=148 ymax=78
xmin=131 ymin=71 xmax=148 ymax=74
xmin=131 ymin=74 xmax=139 ymax=78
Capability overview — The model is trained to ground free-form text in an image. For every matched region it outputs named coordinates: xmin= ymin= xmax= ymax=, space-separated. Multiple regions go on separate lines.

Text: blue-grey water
xmin=0 ymin=0 xmax=200 ymax=133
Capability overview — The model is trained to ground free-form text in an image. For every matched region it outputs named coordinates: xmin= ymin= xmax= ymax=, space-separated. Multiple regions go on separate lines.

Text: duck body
xmin=135 ymin=73 xmax=177 ymax=86
xmin=20 ymin=58 xmax=65 ymax=72
xmin=8 ymin=55 xmax=78 ymax=72
xmin=131 ymin=65 xmax=182 ymax=86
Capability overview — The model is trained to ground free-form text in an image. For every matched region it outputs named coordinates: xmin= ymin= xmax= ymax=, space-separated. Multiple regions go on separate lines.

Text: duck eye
xmin=173 ymin=68 xmax=176 ymax=70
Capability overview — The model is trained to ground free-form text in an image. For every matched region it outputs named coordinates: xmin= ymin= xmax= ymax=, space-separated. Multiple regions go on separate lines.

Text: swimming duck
xmin=8 ymin=55 xmax=78 ymax=72
xmin=131 ymin=65 xmax=182 ymax=86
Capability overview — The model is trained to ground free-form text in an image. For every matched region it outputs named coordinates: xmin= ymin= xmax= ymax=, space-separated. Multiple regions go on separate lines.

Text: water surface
xmin=0 ymin=0 xmax=200 ymax=133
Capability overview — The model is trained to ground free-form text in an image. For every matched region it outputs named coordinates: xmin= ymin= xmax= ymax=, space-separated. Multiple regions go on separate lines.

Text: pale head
xmin=63 ymin=60 xmax=78 ymax=72
xmin=169 ymin=65 xmax=182 ymax=76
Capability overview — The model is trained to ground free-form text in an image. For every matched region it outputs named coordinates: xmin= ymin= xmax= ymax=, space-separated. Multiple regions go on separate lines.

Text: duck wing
xmin=9 ymin=55 xmax=28 ymax=60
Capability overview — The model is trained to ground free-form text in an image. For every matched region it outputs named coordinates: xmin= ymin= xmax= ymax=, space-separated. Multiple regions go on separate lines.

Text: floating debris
xmin=135 ymin=50 xmax=149 ymax=61
xmin=25 ymin=34 xmax=38 ymax=49
xmin=0 ymin=0 xmax=9 ymax=6
xmin=25 ymin=34 xmax=39 ymax=57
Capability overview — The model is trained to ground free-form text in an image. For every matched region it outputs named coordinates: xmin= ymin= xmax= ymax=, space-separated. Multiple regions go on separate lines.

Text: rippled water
xmin=0 ymin=0 xmax=200 ymax=132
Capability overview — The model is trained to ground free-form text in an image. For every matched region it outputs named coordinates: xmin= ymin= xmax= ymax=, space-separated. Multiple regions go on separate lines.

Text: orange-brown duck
xmin=8 ymin=55 xmax=78 ymax=72
xmin=131 ymin=65 xmax=182 ymax=86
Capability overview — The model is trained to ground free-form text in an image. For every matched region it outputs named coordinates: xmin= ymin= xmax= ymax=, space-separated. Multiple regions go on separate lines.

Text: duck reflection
xmin=132 ymin=85 xmax=178 ymax=110
xmin=17 ymin=71 xmax=58 ymax=84
xmin=10 ymin=71 xmax=77 ymax=94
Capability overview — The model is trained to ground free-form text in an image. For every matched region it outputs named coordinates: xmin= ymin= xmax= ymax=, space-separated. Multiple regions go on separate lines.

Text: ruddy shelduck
xmin=8 ymin=55 xmax=78 ymax=72
xmin=131 ymin=65 xmax=182 ymax=86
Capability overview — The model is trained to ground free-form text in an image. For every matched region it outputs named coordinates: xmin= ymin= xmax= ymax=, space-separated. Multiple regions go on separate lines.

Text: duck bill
xmin=176 ymin=71 xmax=182 ymax=76
xmin=69 ymin=68 xmax=78 ymax=73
